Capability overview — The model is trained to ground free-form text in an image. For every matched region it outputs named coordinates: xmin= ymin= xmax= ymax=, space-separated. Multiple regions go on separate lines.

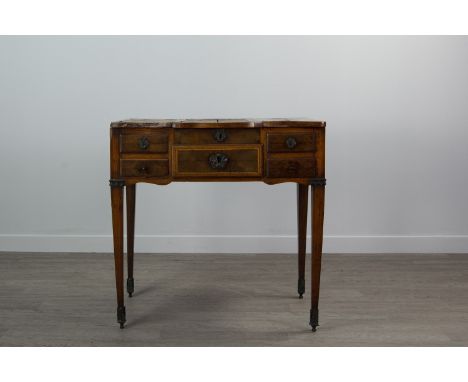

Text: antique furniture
xmin=109 ymin=119 xmax=326 ymax=331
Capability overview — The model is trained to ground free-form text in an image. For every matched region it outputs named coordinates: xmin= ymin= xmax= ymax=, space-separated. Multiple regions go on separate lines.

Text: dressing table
xmin=109 ymin=119 xmax=326 ymax=331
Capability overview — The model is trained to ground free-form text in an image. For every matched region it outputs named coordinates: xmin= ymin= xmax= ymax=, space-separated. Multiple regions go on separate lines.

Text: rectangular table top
xmin=111 ymin=119 xmax=326 ymax=129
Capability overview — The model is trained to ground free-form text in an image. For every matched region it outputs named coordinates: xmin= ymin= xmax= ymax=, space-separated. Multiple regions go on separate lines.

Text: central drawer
xmin=174 ymin=128 xmax=260 ymax=145
xmin=173 ymin=145 xmax=262 ymax=177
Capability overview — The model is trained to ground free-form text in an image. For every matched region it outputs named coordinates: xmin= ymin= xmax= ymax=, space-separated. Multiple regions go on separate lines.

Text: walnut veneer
xmin=109 ymin=119 xmax=326 ymax=331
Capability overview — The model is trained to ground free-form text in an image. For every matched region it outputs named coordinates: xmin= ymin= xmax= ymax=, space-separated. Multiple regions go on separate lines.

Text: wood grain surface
xmin=109 ymin=119 xmax=326 ymax=330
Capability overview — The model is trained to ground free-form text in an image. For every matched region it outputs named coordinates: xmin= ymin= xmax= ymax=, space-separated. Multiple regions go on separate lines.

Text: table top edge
xmin=110 ymin=119 xmax=326 ymax=129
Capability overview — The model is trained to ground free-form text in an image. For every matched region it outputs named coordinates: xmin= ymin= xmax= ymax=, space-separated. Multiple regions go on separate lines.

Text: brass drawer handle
xmin=213 ymin=129 xmax=227 ymax=143
xmin=138 ymin=136 xmax=150 ymax=150
xmin=208 ymin=153 xmax=229 ymax=169
xmin=137 ymin=165 xmax=149 ymax=175
xmin=285 ymin=136 xmax=297 ymax=149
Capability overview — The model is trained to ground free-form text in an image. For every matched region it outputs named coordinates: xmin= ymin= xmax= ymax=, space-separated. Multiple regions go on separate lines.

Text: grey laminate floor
xmin=0 ymin=252 xmax=467 ymax=346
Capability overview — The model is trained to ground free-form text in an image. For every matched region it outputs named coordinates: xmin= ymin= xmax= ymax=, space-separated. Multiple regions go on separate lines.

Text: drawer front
xmin=120 ymin=130 xmax=169 ymax=153
xmin=121 ymin=159 xmax=169 ymax=178
xmin=266 ymin=157 xmax=316 ymax=178
xmin=174 ymin=146 xmax=261 ymax=177
xmin=267 ymin=132 xmax=316 ymax=153
xmin=174 ymin=128 xmax=260 ymax=145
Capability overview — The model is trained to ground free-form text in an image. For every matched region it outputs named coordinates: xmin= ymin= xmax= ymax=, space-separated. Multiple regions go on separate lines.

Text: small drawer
xmin=120 ymin=130 xmax=169 ymax=153
xmin=266 ymin=157 xmax=316 ymax=178
xmin=267 ymin=132 xmax=316 ymax=153
xmin=120 ymin=159 xmax=169 ymax=178
xmin=173 ymin=146 xmax=261 ymax=177
xmin=174 ymin=128 xmax=260 ymax=145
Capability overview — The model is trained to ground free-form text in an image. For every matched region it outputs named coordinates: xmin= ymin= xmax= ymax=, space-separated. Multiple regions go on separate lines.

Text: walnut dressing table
xmin=109 ymin=119 xmax=326 ymax=331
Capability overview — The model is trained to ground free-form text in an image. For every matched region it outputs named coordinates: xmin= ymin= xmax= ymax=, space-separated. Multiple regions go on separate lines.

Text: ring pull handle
xmin=208 ymin=153 xmax=229 ymax=169
xmin=138 ymin=136 xmax=150 ymax=150
xmin=285 ymin=136 xmax=297 ymax=150
xmin=213 ymin=129 xmax=227 ymax=143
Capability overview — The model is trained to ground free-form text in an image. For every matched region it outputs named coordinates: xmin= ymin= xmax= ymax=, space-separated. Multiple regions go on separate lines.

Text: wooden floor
xmin=0 ymin=252 xmax=467 ymax=346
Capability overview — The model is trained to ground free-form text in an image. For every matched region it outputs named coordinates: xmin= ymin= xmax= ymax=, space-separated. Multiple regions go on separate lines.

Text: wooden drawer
xmin=266 ymin=157 xmax=316 ymax=178
xmin=173 ymin=146 xmax=261 ymax=177
xmin=174 ymin=128 xmax=260 ymax=145
xmin=267 ymin=132 xmax=316 ymax=153
xmin=120 ymin=130 xmax=169 ymax=153
xmin=121 ymin=159 xmax=169 ymax=178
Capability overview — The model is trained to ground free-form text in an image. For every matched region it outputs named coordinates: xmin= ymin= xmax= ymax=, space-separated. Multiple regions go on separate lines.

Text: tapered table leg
xmin=110 ymin=181 xmax=126 ymax=329
xmin=297 ymin=184 xmax=309 ymax=298
xmin=310 ymin=184 xmax=325 ymax=332
xmin=126 ymin=184 xmax=136 ymax=297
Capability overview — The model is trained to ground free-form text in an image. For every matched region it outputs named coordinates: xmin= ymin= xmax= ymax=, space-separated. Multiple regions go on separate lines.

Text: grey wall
xmin=1 ymin=36 xmax=467 ymax=253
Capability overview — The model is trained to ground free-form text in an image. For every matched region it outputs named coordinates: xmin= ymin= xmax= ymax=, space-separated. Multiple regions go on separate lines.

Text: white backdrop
xmin=1 ymin=36 xmax=467 ymax=253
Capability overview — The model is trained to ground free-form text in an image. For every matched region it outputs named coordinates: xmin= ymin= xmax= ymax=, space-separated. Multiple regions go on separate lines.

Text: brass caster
xmin=127 ymin=277 xmax=134 ymax=298
xmin=309 ymin=308 xmax=319 ymax=331
xmin=117 ymin=306 xmax=126 ymax=329
xmin=298 ymin=277 xmax=305 ymax=298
